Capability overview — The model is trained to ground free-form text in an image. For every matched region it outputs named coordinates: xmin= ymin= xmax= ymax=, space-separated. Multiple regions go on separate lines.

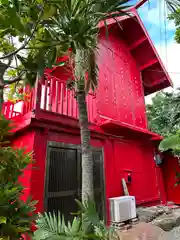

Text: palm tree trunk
xmin=75 ymin=49 xmax=94 ymax=202
xmin=77 ymin=91 xmax=94 ymax=202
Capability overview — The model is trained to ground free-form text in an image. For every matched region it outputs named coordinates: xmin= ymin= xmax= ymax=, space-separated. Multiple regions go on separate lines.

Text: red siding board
xmin=3 ymin=26 xmax=149 ymax=131
xmin=97 ymin=30 xmax=146 ymax=128
xmin=162 ymin=155 xmax=180 ymax=204
xmin=11 ymin=131 xmax=35 ymax=202
xmin=10 ymin=121 xmax=167 ymax=218
xmin=30 ymin=129 xmax=48 ymax=212
xmin=113 ymin=141 xmax=160 ymax=203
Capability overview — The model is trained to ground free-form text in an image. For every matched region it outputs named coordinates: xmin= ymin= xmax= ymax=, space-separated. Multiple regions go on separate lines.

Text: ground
xmin=118 ymin=205 xmax=180 ymax=239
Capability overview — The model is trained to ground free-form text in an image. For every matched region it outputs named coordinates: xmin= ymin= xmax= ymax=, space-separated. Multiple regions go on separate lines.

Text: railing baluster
xmin=70 ymin=90 xmax=73 ymax=117
xmin=57 ymin=81 xmax=61 ymax=114
xmin=76 ymin=97 xmax=78 ymax=119
xmin=29 ymin=89 xmax=33 ymax=112
xmin=44 ymin=78 xmax=48 ymax=110
xmin=88 ymin=96 xmax=91 ymax=123
xmin=26 ymin=85 xmax=31 ymax=112
xmin=55 ymin=80 xmax=59 ymax=113
xmin=66 ymin=88 xmax=68 ymax=116
xmin=48 ymin=79 xmax=52 ymax=111
xmin=60 ymin=82 xmax=64 ymax=114
xmin=10 ymin=104 xmax=13 ymax=119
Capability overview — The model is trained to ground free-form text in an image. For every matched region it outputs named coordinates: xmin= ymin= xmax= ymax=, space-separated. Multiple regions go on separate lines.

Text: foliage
xmin=146 ymin=90 xmax=180 ymax=137
xmin=0 ymin=0 xmax=178 ymax=85
xmin=159 ymin=130 xmax=180 ymax=185
xmin=0 ymin=115 xmax=37 ymax=240
xmin=33 ymin=197 xmax=118 ymax=240
xmin=166 ymin=0 xmax=180 ymax=11
xmin=169 ymin=7 xmax=180 ymax=43
xmin=0 ymin=0 xmax=178 ymax=101
xmin=159 ymin=131 xmax=180 ymax=151
xmin=0 ymin=0 xmax=133 ymax=89
xmin=0 ymin=0 xmax=178 ymax=95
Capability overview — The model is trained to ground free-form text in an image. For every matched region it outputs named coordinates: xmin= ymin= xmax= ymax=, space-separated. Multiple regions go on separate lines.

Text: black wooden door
xmin=45 ymin=143 xmax=105 ymax=221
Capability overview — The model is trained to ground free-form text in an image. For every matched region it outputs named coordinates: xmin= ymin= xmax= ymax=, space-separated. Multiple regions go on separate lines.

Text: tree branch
xmin=4 ymin=70 xmax=25 ymax=85
xmin=0 ymin=10 xmax=43 ymax=60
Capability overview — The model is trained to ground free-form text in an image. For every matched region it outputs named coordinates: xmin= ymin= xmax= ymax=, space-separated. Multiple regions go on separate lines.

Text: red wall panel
xmin=31 ymin=130 xmax=105 ymax=212
xmin=11 ymin=130 xmax=35 ymax=202
xmin=22 ymin=127 xmax=165 ymax=216
xmin=96 ymin=30 xmax=147 ymax=129
xmin=163 ymin=155 xmax=180 ymax=204
xmin=111 ymin=140 xmax=159 ymax=204
xmin=31 ymin=129 xmax=48 ymax=212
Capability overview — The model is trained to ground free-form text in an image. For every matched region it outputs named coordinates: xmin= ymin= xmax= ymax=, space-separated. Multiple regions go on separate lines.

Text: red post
xmin=33 ymin=76 xmax=42 ymax=116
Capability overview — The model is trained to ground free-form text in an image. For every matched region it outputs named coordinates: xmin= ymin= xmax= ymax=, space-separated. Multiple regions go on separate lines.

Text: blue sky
xmin=130 ymin=0 xmax=180 ymax=99
xmin=137 ymin=0 xmax=175 ymax=44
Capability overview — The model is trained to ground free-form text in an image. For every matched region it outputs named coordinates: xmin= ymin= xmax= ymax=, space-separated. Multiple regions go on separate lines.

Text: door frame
xmin=44 ymin=141 xmax=106 ymax=220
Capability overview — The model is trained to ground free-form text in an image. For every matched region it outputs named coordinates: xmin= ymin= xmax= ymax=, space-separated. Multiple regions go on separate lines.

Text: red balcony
xmin=2 ymin=76 xmax=97 ymax=127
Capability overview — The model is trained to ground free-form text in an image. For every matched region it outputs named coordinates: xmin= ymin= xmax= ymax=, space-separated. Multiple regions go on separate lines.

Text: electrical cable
xmin=159 ymin=0 xmax=163 ymax=57
xmin=163 ymin=0 xmax=168 ymax=69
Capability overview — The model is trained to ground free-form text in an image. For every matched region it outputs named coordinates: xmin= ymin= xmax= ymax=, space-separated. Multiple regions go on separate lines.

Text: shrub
xmin=0 ymin=115 xmax=37 ymax=240
xmin=33 ymin=197 xmax=118 ymax=240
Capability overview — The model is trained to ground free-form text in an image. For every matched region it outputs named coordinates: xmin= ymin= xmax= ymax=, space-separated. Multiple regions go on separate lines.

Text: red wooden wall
xmin=20 ymin=127 xmax=164 ymax=216
xmin=112 ymin=141 xmax=159 ymax=204
xmin=11 ymin=130 xmax=35 ymax=202
xmin=162 ymin=155 xmax=180 ymax=204
xmin=97 ymin=29 xmax=147 ymax=129
xmin=39 ymin=28 xmax=148 ymax=129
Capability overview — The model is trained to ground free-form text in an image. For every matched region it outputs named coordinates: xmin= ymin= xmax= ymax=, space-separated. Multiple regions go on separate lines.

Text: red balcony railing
xmin=2 ymin=85 xmax=35 ymax=120
xmin=2 ymin=76 xmax=97 ymax=123
xmin=2 ymin=101 xmax=21 ymax=119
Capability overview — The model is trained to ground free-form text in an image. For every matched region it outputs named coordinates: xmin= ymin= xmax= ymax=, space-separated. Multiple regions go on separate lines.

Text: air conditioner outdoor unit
xmin=109 ymin=196 xmax=136 ymax=223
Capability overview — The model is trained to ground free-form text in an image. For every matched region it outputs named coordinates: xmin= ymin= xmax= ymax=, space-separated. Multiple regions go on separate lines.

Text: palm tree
xmin=36 ymin=0 xmax=133 ymax=202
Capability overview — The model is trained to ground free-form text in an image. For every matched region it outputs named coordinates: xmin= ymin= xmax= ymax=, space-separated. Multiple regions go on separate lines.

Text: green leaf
xmin=12 ymin=0 xmax=19 ymax=12
xmin=28 ymin=5 xmax=39 ymax=21
xmin=41 ymin=5 xmax=57 ymax=20
xmin=47 ymin=47 xmax=57 ymax=68
xmin=15 ymin=226 xmax=30 ymax=233
xmin=70 ymin=41 xmax=76 ymax=54
xmin=0 ymin=216 xmax=7 ymax=224
xmin=159 ymin=134 xmax=180 ymax=152
xmin=8 ymin=7 xmax=26 ymax=33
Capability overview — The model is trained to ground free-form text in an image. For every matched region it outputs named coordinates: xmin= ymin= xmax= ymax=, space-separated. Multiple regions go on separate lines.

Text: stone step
xmin=137 ymin=205 xmax=180 ymax=232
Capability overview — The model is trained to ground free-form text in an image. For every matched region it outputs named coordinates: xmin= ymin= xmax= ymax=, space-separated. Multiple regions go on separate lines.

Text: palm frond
xmin=34 ymin=198 xmax=118 ymax=239
xmin=34 ymin=212 xmax=67 ymax=239
xmin=165 ymin=0 xmax=180 ymax=11
xmin=75 ymin=196 xmax=100 ymax=226
xmin=85 ymin=50 xmax=98 ymax=93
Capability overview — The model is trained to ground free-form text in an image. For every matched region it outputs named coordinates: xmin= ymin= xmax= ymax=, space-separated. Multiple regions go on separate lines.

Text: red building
xmin=2 ymin=5 xmax=172 ymax=220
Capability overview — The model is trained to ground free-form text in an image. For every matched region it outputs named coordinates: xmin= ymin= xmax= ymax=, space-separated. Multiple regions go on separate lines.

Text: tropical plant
xmin=33 ymin=197 xmax=117 ymax=240
xmin=159 ymin=131 xmax=180 ymax=186
xmin=169 ymin=4 xmax=180 ymax=43
xmin=146 ymin=90 xmax=180 ymax=136
xmin=159 ymin=130 xmax=180 ymax=156
xmin=0 ymin=115 xmax=37 ymax=240
xmin=166 ymin=0 xmax=180 ymax=11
